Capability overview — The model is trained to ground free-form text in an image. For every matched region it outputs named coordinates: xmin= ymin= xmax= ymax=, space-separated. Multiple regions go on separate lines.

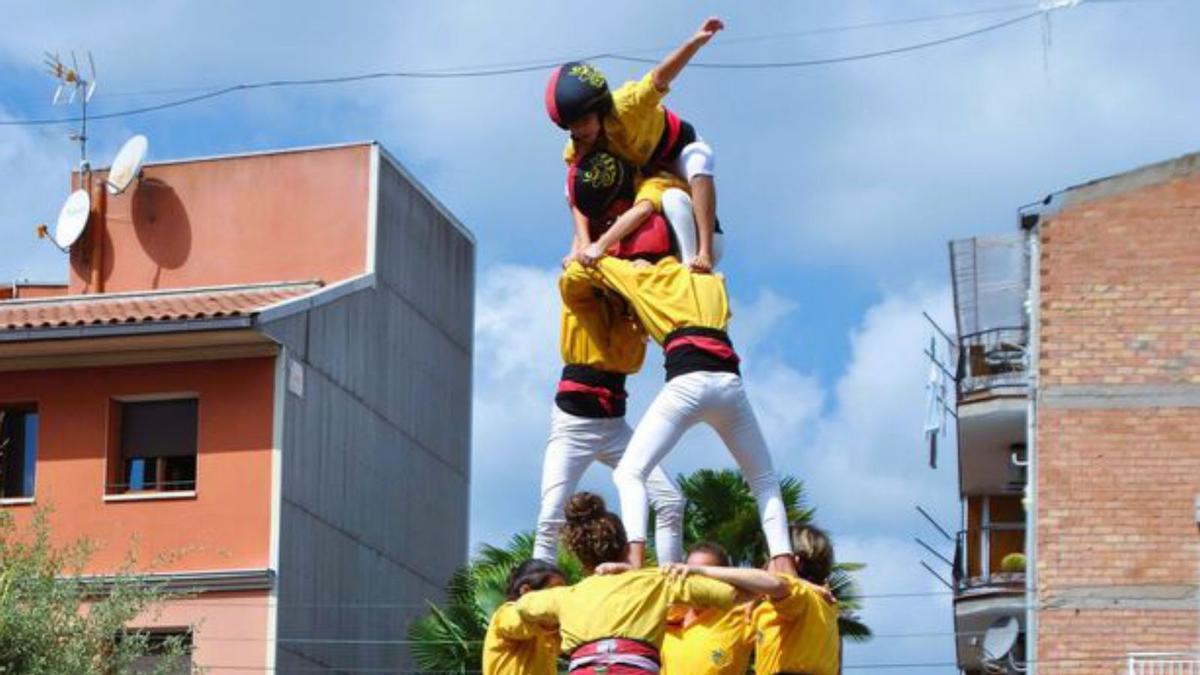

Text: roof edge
xmin=85 ymin=140 xmax=376 ymax=173
xmin=374 ymin=142 xmax=477 ymax=245
xmin=0 ymin=279 xmax=322 ymax=308
xmin=1022 ymin=149 xmax=1200 ymax=227
xmin=255 ymin=273 xmax=376 ymax=325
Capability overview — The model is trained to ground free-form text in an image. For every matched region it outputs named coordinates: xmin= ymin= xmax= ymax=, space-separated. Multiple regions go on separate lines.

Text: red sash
xmin=569 ymin=638 xmax=661 ymax=674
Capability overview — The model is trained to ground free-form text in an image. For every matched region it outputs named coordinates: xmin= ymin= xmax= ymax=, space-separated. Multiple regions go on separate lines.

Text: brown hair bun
xmin=561 ymin=492 xmax=628 ymax=571
xmin=564 ymin=492 xmax=607 ymax=525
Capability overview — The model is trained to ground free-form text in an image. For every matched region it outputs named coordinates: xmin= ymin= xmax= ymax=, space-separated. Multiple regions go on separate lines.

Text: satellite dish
xmin=982 ymin=616 xmax=1020 ymax=661
xmin=54 ymin=189 xmax=91 ymax=249
xmin=106 ymin=134 xmax=148 ymax=195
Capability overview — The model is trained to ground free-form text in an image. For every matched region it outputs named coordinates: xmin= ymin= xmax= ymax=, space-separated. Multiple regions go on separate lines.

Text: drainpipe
xmin=1024 ymin=227 xmax=1040 ymax=673
xmin=87 ymin=170 xmax=107 ymax=294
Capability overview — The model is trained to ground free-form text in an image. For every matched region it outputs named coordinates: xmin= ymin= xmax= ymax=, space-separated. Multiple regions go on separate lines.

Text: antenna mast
xmin=43 ymin=51 xmax=98 ymax=175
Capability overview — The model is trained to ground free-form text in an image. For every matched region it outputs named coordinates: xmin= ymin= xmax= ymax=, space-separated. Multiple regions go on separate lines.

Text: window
xmin=0 ymin=405 xmax=38 ymax=500
xmin=122 ymin=629 xmax=193 ymax=675
xmin=108 ymin=399 xmax=198 ymax=495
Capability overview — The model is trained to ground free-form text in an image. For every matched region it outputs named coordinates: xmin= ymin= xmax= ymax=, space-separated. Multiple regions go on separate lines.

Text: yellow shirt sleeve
xmin=490 ymin=602 xmax=545 ymax=642
xmin=770 ymin=576 xmax=820 ymax=620
xmin=515 ymin=586 xmax=567 ymax=629
xmin=669 ymin=575 xmax=737 ymax=611
xmin=613 ymin=72 xmax=668 ymax=124
xmin=634 ymin=173 xmax=689 ymax=213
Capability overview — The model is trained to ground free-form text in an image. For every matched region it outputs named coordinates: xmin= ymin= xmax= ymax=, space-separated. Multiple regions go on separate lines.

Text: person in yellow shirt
xmin=661 ymin=543 xmax=756 ymax=675
xmin=532 ymin=268 xmax=685 ymax=564
xmin=568 ymin=150 xmax=723 ymax=267
xmin=546 ymin=17 xmax=726 ymax=272
xmin=517 ymin=492 xmax=774 ymax=674
xmin=752 ymin=525 xmax=842 ymax=675
xmin=483 ymin=559 xmax=567 ymax=675
xmin=561 ymin=257 xmax=795 ymax=575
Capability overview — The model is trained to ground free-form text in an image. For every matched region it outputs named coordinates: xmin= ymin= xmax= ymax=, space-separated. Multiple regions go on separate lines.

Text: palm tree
xmin=674 ymin=468 xmax=814 ymax=567
xmin=673 ymin=468 xmax=871 ymax=642
xmin=407 ymin=532 xmax=583 ymax=671
xmin=409 ymin=470 xmax=871 ymax=672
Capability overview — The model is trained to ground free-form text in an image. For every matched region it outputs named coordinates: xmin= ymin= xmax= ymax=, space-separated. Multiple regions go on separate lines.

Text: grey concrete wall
xmin=263 ymin=150 xmax=474 ymax=672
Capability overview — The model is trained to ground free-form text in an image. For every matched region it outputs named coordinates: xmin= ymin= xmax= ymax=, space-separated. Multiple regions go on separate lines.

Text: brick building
xmin=0 ymin=142 xmax=475 ymax=672
xmin=944 ymin=152 xmax=1200 ymax=674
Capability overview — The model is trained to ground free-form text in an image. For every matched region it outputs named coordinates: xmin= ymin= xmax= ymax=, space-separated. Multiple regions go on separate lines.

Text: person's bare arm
xmin=664 ymin=563 xmax=788 ymax=599
xmin=564 ymin=204 xmax=593 ymax=267
xmin=651 ymin=17 xmax=725 ymax=91
xmin=580 ymin=201 xmax=654 ymax=265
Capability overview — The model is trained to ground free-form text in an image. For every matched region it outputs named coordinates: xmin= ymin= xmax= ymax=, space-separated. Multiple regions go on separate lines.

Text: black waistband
xmin=662 ymin=327 xmax=740 ymax=381
xmin=664 ymin=327 xmax=732 ymax=347
xmin=561 ymin=365 xmax=627 ymax=391
xmin=556 ymin=365 xmax=628 ymax=418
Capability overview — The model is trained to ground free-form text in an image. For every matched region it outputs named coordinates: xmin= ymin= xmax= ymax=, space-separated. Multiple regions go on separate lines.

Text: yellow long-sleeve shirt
xmin=559 ymin=266 xmax=646 ymax=375
xmin=752 ymin=576 xmax=841 ymax=675
xmin=661 ymin=606 xmax=755 ymax=675
xmin=482 ymin=602 xmax=560 ymax=675
xmin=564 ymin=258 xmax=731 ymax=345
xmin=563 ymin=71 xmax=669 ymax=168
xmin=515 ymin=568 xmax=737 ymax=653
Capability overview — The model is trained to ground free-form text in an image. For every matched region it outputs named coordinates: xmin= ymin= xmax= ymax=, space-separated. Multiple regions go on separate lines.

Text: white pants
xmin=671 ymin=137 xmax=716 ymax=181
xmin=613 ymin=371 xmax=792 ymax=558
xmin=662 ymin=188 xmax=724 ymax=267
xmin=534 ymin=406 xmax=686 ymax=564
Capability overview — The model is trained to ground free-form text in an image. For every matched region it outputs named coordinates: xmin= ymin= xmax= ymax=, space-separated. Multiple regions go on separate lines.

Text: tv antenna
xmin=43 ymin=51 xmax=97 ymax=174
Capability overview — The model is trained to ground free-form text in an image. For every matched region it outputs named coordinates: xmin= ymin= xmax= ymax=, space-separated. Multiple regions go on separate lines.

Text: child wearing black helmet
xmin=568 ymin=150 xmax=715 ymax=266
xmin=546 ymin=17 xmax=725 ymax=272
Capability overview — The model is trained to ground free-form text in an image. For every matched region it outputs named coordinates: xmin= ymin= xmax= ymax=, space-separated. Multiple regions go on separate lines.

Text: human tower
xmin=482 ymin=18 xmax=841 ymax=675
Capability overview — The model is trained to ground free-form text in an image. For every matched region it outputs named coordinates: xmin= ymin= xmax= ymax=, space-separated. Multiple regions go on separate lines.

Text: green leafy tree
xmin=410 ymin=469 xmax=871 ymax=671
xmin=0 ymin=508 xmax=191 ymax=675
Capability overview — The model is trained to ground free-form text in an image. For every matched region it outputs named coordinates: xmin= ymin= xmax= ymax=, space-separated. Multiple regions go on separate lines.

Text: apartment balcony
xmin=957 ymin=394 xmax=1027 ymax=495
xmin=958 ymin=326 xmax=1028 ymax=401
xmin=949 ymin=233 xmax=1030 ymax=404
xmin=953 ymin=521 xmax=1027 ymax=673
xmin=1128 ymin=654 xmax=1200 ymax=674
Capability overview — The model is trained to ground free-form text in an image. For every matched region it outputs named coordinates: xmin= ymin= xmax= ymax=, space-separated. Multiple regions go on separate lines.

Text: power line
xmin=96 ymin=2 xmax=1047 ymax=100
xmin=0 ymin=60 xmax=592 ymax=128
xmin=0 ymin=4 xmax=1086 ymax=128
xmin=608 ymin=10 xmax=1043 ymax=70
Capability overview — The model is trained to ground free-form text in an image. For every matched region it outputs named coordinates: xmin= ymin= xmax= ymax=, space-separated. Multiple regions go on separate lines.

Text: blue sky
xmin=3 ymin=1 xmax=1199 ymax=671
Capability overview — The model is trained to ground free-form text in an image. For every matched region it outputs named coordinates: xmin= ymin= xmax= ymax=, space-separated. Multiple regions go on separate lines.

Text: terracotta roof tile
xmin=0 ymin=281 xmax=321 ymax=332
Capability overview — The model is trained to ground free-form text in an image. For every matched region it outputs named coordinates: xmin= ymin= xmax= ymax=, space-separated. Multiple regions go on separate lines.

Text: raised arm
xmin=651 ymin=17 xmax=725 ymax=91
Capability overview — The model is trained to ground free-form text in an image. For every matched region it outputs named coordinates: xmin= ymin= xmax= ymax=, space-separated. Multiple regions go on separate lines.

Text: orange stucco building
xmin=0 ymin=142 xmax=475 ymax=672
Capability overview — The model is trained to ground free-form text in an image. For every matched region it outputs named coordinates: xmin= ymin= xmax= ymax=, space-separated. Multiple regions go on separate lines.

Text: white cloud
xmin=470 ymin=264 xmax=562 ymax=547
xmin=0 ymin=118 xmax=76 ymax=283
xmin=793 ymin=283 xmax=957 ymax=533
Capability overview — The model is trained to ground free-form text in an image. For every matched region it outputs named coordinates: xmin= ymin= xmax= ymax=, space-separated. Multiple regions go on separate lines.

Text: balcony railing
xmin=957 ymin=326 xmax=1029 ymax=397
xmin=1129 ymin=654 xmax=1200 ymax=674
xmin=949 ymin=233 xmax=1031 ymax=399
xmin=954 ymin=524 xmax=1026 ymax=593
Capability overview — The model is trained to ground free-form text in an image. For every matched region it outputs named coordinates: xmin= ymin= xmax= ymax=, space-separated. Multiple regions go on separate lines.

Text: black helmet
xmin=545 ymin=62 xmax=613 ymax=129
xmin=569 ymin=151 xmax=635 ymax=219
